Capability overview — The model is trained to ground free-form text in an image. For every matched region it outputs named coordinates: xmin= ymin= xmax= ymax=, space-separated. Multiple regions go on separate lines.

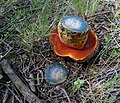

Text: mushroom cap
xmin=45 ymin=62 xmax=69 ymax=85
xmin=50 ymin=28 xmax=99 ymax=61
xmin=60 ymin=16 xmax=88 ymax=33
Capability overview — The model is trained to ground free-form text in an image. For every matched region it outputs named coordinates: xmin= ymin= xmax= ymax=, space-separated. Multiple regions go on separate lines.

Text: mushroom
xmin=58 ymin=16 xmax=88 ymax=49
xmin=50 ymin=28 xmax=99 ymax=61
xmin=45 ymin=62 xmax=69 ymax=85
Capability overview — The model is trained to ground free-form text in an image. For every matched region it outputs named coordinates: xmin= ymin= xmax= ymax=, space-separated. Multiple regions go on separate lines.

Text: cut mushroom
xmin=50 ymin=28 xmax=99 ymax=61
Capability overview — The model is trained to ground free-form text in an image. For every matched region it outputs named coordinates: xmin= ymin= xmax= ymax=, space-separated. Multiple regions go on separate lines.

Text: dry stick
xmin=0 ymin=39 xmax=12 ymax=61
xmin=0 ymin=59 xmax=42 ymax=103
xmin=7 ymin=86 xmax=21 ymax=102
xmin=61 ymin=88 xmax=71 ymax=103
xmin=3 ymin=89 xmax=9 ymax=103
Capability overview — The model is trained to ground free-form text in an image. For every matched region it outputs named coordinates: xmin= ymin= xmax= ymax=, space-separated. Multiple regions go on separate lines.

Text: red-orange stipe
xmin=50 ymin=28 xmax=98 ymax=61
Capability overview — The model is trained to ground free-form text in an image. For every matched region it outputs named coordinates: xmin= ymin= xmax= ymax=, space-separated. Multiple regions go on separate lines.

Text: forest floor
xmin=0 ymin=0 xmax=120 ymax=103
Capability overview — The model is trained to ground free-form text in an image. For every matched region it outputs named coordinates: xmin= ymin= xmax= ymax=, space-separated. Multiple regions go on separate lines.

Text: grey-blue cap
xmin=45 ymin=62 xmax=69 ymax=85
xmin=60 ymin=16 xmax=88 ymax=33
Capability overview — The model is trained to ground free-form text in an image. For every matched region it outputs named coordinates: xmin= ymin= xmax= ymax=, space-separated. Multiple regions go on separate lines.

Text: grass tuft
xmin=69 ymin=0 xmax=100 ymax=18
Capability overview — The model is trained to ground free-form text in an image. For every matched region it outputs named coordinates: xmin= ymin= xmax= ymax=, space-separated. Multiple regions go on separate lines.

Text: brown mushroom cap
xmin=50 ymin=28 xmax=99 ymax=61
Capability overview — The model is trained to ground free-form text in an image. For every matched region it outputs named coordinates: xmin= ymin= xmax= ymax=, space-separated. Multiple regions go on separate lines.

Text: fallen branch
xmin=0 ymin=59 xmax=42 ymax=103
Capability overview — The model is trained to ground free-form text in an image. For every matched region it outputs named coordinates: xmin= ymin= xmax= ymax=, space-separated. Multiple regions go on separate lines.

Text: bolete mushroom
xmin=50 ymin=27 xmax=99 ymax=61
xmin=58 ymin=16 xmax=88 ymax=49
xmin=45 ymin=62 xmax=69 ymax=85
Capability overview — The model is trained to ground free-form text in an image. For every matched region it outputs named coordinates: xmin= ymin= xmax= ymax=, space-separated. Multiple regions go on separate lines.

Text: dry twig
xmin=0 ymin=59 xmax=42 ymax=103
